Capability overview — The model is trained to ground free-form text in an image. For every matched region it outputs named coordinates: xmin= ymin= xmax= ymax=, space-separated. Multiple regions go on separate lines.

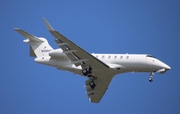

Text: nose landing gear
xmin=148 ymin=72 xmax=154 ymax=82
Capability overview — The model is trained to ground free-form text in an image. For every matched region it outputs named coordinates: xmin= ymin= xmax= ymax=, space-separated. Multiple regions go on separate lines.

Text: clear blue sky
xmin=0 ymin=0 xmax=179 ymax=114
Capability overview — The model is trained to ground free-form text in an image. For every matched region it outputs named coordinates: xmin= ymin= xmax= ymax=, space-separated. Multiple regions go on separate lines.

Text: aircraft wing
xmin=85 ymin=73 xmax=114 ymax=103
xmin=43 ymin=18 xmax=116 ymax=103
xmin=43 ymin=18 xmax=109 ymax=73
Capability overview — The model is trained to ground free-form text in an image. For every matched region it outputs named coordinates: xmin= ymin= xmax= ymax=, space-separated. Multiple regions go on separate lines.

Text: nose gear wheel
xmin=148 ymin=77 xmax=153 ymax=82
xmin=148 ymin=72 xmax=154 ymax=82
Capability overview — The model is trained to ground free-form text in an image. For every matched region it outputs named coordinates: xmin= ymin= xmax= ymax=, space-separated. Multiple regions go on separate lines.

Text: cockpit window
xmin=146 ymin=55 xmax=156 ymax=58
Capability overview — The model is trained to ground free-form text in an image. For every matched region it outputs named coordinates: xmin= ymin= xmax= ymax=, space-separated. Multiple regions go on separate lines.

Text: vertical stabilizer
xmin=14 ymin=28 xmax=53 ymax=57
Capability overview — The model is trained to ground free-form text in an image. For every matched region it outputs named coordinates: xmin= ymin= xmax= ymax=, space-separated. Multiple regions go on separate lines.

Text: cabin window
xmin=114 ymin=56 xmax=117 ymax=59
xmin=108 ymin=56 xmax=111 ymax=59
xmin=96 ymin=55 xmax=98 ymax=58
xmin=102 ymin=55 xmax=104 ymax=59
xmin=126 ymin=56 xmax=129 ymax=59
xmin=120 ymin=56 xmax=123 ymax=59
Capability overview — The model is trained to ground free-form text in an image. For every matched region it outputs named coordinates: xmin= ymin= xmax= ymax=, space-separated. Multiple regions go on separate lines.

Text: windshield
xmin=146 ymin=55 xmax=156 ymax=58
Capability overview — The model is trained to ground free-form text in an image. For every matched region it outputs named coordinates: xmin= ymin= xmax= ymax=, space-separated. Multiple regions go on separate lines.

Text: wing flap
xmin=55 ymin=39 xmax=82 ymax=66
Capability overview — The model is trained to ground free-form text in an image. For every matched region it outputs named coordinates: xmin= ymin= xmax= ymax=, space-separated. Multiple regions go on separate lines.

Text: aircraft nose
xmin=162 ymin=63 xmax=171 ymax=70
xmin=165 ymin=65 xmax=171 ymax=70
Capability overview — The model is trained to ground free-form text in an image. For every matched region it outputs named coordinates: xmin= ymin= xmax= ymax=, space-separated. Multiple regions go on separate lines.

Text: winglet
xmin=42 ymin=17 xmax=54 ymax=31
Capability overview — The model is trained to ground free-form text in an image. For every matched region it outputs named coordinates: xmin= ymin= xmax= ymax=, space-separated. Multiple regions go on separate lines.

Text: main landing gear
xmin=82 ymin=66 xmax=96 ymax=89
xmin=82 ymin=66 xmax=93 ymax=77
xmin=89 ymin=78 xmax=97 ymax=89
xmin=83 ymin=66 xmax=97 ymax=90
xmin=148 ymin=72 xmax=154 ymax=82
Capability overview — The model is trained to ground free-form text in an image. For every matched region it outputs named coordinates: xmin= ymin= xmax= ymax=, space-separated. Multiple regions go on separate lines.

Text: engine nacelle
xmin=49 ymin=49 xmax=65 ymax=57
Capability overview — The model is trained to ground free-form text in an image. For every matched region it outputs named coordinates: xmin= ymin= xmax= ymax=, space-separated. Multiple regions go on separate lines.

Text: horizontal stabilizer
xmin=14 ymin=28 xmax=43 ymax=42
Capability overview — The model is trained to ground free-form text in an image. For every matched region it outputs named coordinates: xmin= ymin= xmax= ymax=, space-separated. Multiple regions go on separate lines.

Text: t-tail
xmin=14 ymin=28 xmax=53 ymax=58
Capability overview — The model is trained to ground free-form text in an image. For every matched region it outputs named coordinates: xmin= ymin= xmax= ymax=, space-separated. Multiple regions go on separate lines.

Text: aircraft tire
xmin=82 ymin=69 xmax=88 ymax=76
xmin=148 ymin=77 xmax=153 ymax=82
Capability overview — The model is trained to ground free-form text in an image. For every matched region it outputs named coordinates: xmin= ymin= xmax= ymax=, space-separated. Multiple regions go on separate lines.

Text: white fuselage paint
xmin=34 ymin=49 xmax=170 ymax=76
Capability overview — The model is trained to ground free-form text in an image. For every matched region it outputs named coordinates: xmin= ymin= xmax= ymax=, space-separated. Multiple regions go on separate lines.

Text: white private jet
xmin=14 ymin=18 xmax=171 ymax=103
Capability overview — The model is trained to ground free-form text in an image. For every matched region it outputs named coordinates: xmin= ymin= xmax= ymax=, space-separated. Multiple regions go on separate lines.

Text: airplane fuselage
xmin=34 ymin=48 xmax=170 ymax=76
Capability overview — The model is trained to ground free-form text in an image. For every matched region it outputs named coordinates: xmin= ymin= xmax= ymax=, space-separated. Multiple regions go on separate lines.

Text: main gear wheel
xmin=82 ymin=66 xmax=92 ymax=76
